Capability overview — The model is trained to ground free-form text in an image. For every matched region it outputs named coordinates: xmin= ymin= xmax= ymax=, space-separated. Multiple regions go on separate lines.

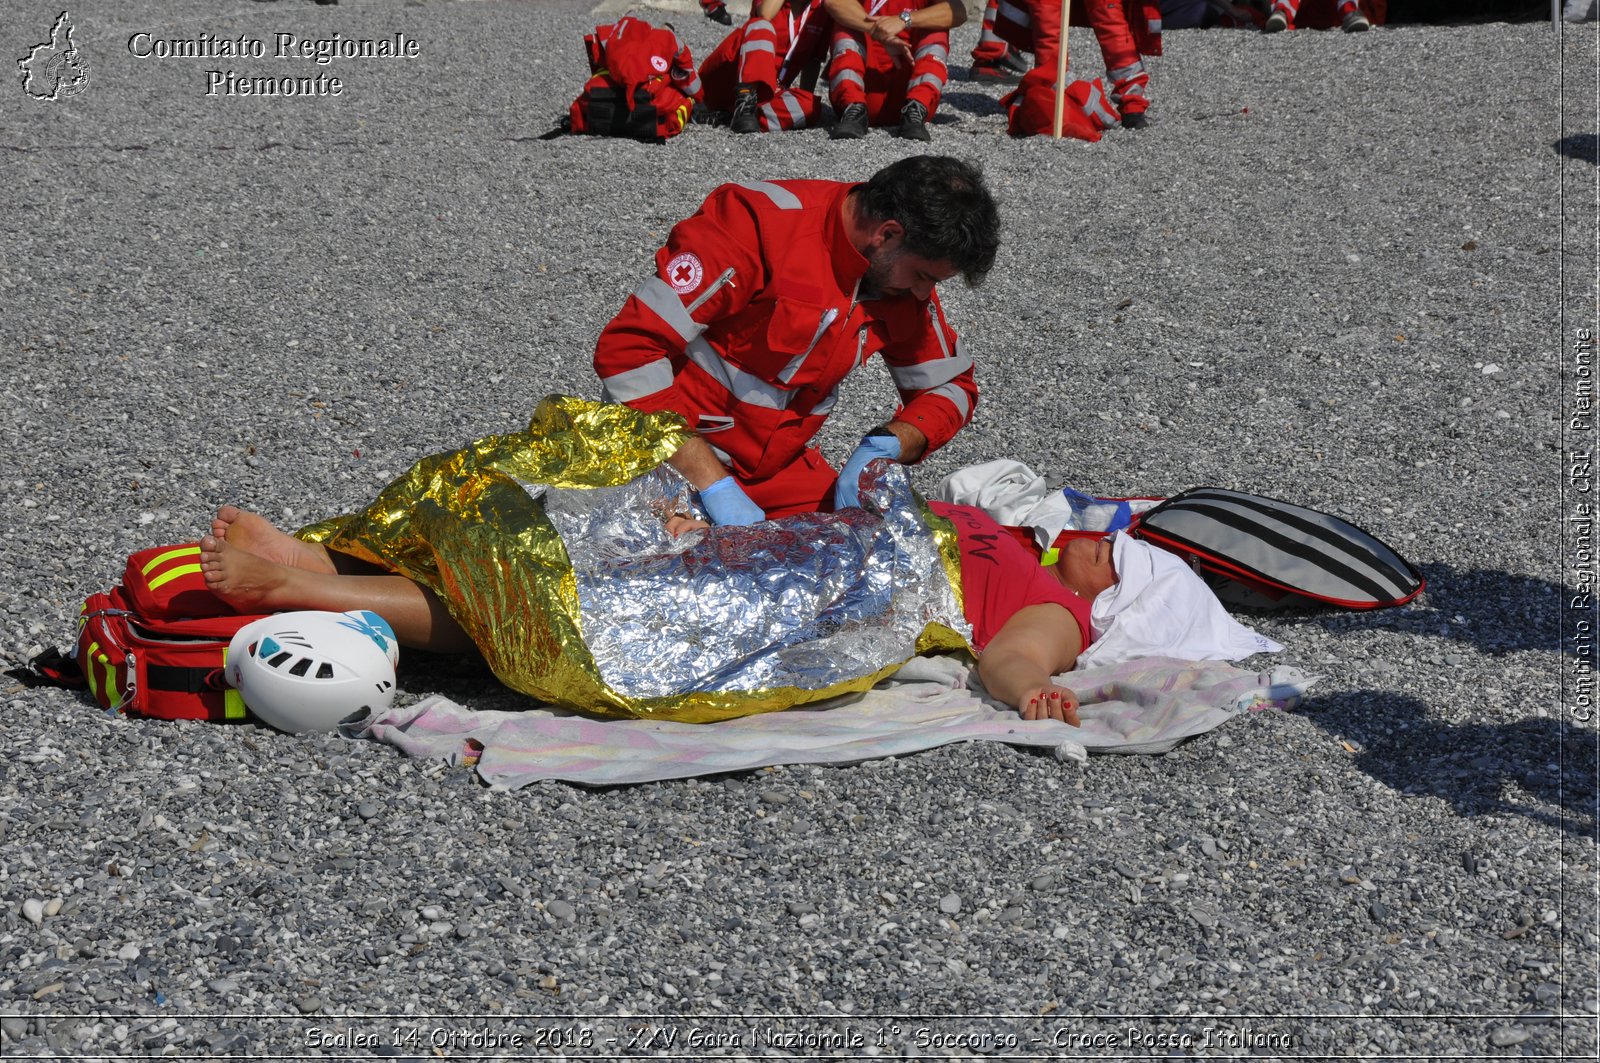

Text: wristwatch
xmin=899 ymin=9 xmax=913 ymax=27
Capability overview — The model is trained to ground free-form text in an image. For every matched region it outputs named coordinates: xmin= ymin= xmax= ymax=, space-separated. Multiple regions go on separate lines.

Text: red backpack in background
xmin=1001 ymin=69 xmax=1120 ymax=142
xmin=568 ymin=16 xmax=702 ymax=142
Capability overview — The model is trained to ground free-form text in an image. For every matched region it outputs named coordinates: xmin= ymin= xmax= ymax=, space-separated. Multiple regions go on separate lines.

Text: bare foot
xmin=199 ymin=534 xmax=309 ymax=613
xmin=212 ymin=505 xmax=336 ymax=574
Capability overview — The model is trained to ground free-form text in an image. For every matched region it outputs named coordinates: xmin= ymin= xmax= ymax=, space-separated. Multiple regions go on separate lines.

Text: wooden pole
xmin=1051 ymin=0 xmax=1073 ymax=139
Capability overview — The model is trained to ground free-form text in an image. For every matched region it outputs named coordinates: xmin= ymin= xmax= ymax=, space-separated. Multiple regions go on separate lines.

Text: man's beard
xmin=860 ymin=245 xmax=902 ymax=300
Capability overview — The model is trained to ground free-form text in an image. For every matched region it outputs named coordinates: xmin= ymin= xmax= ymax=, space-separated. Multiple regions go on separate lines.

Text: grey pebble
xmin=294 ymin=995 xmax=324 ymax=1014
xmin=357 ymin=802 xmax=380 ymax=820
xmin=1487 ymin=1027 xmax=1529 ymax=1048
xmin=938 ymin=893 xmax=962 ymax=915
xmin=207 ymin=978 xmax=238 ymax=995
xmin=546 ymin=899 xmax=576 ymax=922
xmin=759 ymin=791 xmax=791 ymax=805
xmin=21 ymin=898 xmax=44 ymax=925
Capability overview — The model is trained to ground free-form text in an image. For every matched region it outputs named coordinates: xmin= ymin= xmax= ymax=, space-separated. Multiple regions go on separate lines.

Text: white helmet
xmin=226 ymin=610 xmax=399 ymax=733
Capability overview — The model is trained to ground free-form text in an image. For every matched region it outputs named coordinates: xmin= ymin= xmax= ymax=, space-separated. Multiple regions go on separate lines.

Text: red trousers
xmin=827 ymin=2 xmax=950 ymax=123
xmin=1086 ymin=0 xmax=1151 ymax=116
xmin=700 ymin=18 xmax=821 ymax=130
xmin=1270 ymin=0 xmax=1361 ymax=27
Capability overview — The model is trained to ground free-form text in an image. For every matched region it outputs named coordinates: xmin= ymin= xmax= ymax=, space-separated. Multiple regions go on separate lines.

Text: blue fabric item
xmin=1059 ymin=486 xmax=1134 ymax=533
xmin=698 ymin=475 xmax=766 ymax=526
xmin=834 ymin=433 xmax=902 ymax=510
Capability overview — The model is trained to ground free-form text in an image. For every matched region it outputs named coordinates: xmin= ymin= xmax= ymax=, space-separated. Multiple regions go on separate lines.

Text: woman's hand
xmin=665 ymin=514 xmax=711 ymax=537
xmin=1018 ymin=682 xmax=1080 ymax=726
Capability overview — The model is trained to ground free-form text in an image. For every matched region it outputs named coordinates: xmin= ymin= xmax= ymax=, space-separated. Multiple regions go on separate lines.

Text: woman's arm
xmin=975 ymin=603 xmax=1085 ymax=724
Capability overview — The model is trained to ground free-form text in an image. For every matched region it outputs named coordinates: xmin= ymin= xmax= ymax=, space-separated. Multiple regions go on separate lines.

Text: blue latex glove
xmin=833 ymin=431 xmax=902 ymax=510
xmin=698 ymin=475 xmax=766 ymax=526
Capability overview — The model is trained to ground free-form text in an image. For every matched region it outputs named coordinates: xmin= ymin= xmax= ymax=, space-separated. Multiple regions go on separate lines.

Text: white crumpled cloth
xmin=346 ymin=657 xmax=1317 ymax=788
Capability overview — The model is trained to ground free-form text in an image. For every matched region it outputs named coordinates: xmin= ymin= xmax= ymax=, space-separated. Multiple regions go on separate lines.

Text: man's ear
xmin=869 ymin=219 xmax=904 ymax=253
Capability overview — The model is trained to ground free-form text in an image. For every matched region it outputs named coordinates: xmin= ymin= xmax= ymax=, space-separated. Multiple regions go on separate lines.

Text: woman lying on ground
xmin=192 ymin=397 xmax=1277 ymax=726
xmin=198 ymin=497 xmax=1113 ymax=726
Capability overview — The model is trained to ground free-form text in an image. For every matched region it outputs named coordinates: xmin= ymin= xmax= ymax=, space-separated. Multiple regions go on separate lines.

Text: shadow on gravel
xmin=937 ymin=89 xmax=1008 ymax=118
xmin=395 ymin=650 xmax=510 ymax=706
xmin=1297 ymin=690 xmax=1598 ymax=841
xmin=1284 ymin=562 xmax=1567 ymax=657
xmin=1557 ymin=134 xmax=1599 ymax=166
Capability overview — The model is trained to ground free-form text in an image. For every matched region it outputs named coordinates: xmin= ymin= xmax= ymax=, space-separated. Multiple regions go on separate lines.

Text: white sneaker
xmin=1341 ymin=10 xmax=1371 ymax=32
xmin=1263 ymin=11 xmax=1288 ymax=33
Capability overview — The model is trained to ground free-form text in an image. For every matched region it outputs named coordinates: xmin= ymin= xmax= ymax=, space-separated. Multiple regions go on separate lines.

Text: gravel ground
xmin=1 ymin=0 xmax=1595 ymax=1058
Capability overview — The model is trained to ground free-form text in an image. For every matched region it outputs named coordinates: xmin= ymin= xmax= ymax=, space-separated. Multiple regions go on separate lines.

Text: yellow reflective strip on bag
xmin=141 ymin=545 xmax=200 ymax=577
xmin=220 ymin=647 xmax=246 ymax=720
xmin=85 ymin=642 xmax=101 ymax=701
xmin=146 ymin=563 xmax=202 ymax=591
xmin=102 ymin=655 xmax=120 ymax=709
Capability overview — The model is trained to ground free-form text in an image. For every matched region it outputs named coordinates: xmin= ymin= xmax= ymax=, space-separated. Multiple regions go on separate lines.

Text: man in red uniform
xmin=823 ymin=0 xmax=968 ymax=141
xmin=699 ymin=0 xmax=833 ymax=133
xmin=593 ymin=156 xmax=1000 ymax=525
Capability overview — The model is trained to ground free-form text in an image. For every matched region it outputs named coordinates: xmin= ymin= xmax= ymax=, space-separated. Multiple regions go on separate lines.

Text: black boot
xmin=730 ymin=88 xmax=762 ymax=134
xmin=830 ymin=102 xmax=869 ymax=140
xmin=892 ymin=101 xmax=931 ymax=142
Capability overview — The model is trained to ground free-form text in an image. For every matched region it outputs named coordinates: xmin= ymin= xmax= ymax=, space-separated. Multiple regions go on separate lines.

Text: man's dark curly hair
xmin=858 ymin=155 xmax=1001 ymax=287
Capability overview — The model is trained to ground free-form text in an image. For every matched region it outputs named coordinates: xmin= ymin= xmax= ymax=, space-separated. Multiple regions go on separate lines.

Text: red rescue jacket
xmin=1002 ymin=68 xmax=1119 ymax=140
xmin=593 ymin=180 xmax=978 ymax=484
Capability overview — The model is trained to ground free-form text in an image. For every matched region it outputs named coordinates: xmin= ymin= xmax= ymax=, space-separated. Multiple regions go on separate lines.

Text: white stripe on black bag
xmin=1131 ymin=487 xmax=1424 ymax=611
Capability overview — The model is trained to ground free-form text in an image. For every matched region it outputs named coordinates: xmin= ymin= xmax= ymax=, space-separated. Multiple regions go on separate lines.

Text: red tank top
xmin=928 ymin=501 xmax=1094 ymax=652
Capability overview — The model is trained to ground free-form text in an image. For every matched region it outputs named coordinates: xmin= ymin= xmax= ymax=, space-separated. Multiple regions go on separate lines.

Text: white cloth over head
xmin=1076 ymin=533 xmax=1283 ymax=669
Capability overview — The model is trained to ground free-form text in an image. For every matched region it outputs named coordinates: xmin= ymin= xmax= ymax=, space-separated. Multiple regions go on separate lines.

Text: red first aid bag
xmin=1001 ymin=69 xmax=1119 ymax=141
xmin=72 ymin=544 xmax=267 ymax=722
xmin=569 ymin=16 xmax=700 ymax=142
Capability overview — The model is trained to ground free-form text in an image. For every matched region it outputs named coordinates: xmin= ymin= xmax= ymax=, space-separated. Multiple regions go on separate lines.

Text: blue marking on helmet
xmin=337 ymin=610 xmax=396 ymax=654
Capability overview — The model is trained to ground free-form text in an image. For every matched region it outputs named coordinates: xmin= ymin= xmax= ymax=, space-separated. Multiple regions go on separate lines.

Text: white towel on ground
xmin=347 ymin=657 xmax=1317 ymax=788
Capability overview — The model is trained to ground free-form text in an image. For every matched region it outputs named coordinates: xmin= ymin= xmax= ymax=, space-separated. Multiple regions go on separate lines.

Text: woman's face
xmin=1056 ymin=537 xmax=1117 ymax=599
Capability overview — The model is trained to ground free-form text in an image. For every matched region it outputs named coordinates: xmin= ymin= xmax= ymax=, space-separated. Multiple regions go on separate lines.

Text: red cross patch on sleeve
xmin=666 ymin=252 xmax=704 ymax=294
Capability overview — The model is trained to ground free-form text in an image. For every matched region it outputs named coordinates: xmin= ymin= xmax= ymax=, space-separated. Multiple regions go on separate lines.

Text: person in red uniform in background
xmin=823 ymin=0 xmax=968 ymax=141
xmin=699 ymin=0 xmax=833 ymax=133
xmin=593 ymin=155 xmax=1000 ymax=525
xmin=963 ymin=0 xmax=1159 ymax=130
xmin=1263 ymin=0 xmax=1370 ymax=32
xmin=701 ymin=0 xmax=736 ymax=25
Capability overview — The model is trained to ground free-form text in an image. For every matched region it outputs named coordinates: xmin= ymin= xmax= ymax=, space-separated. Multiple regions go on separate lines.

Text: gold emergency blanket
xmin=299 ymin=396 xmax=970 ymax=723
